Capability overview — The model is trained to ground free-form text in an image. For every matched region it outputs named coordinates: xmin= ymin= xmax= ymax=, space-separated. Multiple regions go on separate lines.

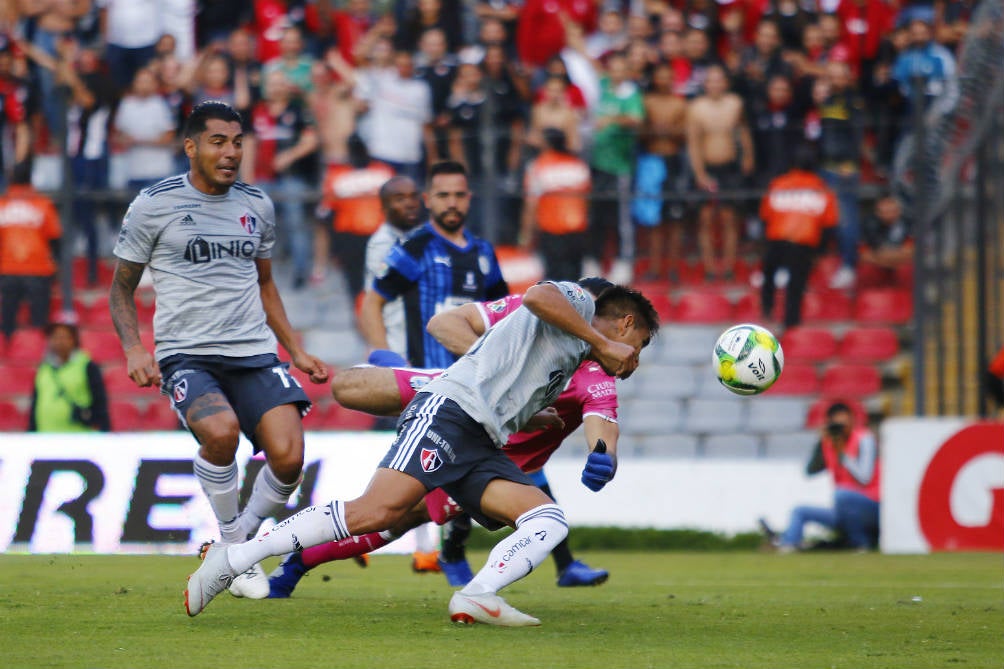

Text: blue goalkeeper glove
xmin=581 ymin=440 xmax=615 ymax=492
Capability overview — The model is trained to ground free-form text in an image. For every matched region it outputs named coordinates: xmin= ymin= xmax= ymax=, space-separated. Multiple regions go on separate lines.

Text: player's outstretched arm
xmin=255 ymin=258 xmax=329 ymax=384
xmin=109 ymin=258 xmax=161 ymax=387
xmin=426 ymin=302 xmax=486 ymax=356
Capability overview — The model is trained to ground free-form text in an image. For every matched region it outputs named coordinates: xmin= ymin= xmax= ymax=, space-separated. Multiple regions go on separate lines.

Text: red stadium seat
xmin=146 ymin=400 xmax=182 ymax=430
xmin=767 ymin=363 xmax=819 ymax=395
xmin=645 ymin=292 xmax=674 ymax=322
xmin=0 ymin=400 xmax=27 ymax=430
xmin=838 ymin=327 xmax=900 ymax=363
xmin=80 ymin=329 xmax=127 ymax=365
xmin=733 ymin=291 xmax=777 ymax=323
xmin=808 ymin=255 xmax=843 ymax=289
xmin=801 ymin=290 xmax=853 ymax=322
xmin=673 ymin=291 xmax=733 ymax=323
xmin=821 ymin=364 xmax=882 ymax=397
xmin=102 ymin=366 xmax=161 ymax=399
xmin=806 ymin=396 xmax=869 ymax=429
xmin=4 ymin=328 xmax=47 ymax=362
xmin=780 ymin=327 xmax=838 ymax=363
xmin=313 ymin=402 xmax=376 ymax=431
xmin=854 ymin=288 xmax=913 ymax=324
xmin=2 ymin=363 xmax=37 ymax=396
xmin=109 ymin=400 xmax=148 ymax=431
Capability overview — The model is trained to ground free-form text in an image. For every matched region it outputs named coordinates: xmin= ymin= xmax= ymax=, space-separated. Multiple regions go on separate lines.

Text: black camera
xmin=70 ymin=404 xmax=96 ymax=427
xmin=825 ymin=422 xmax=847 ymax=437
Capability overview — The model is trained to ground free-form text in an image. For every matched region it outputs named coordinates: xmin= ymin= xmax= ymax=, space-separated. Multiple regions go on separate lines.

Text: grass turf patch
xmin=2 ymin=551 xmax=1000 ymax=668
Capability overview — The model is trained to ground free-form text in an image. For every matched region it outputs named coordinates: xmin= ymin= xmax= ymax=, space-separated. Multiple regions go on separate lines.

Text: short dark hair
xmin=427 ymin=160 xmax=468 ymax=185
xmin=184 ymin=100 xmax=243 ymax=139
xmin=542 ymin=127 xmax=569 ymax=153
xmin=793 ymin=142 xmax=819 ymax=171
xmin=594 ymin=286 xmax=661 ymax=341
xmin=826 ymin=401 xmax=853 ymax=419
xmin=379 ymin=175 xmax=417 ymax=205
xmin=577 ymin=276 xmax=614 ymax=297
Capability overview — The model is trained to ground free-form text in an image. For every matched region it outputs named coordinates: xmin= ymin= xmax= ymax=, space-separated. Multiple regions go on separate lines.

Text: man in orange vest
xmin=519 ymin=128 xmax=591 ymax=281
xmin=0 ymin=163 xmax=61 ymax=344
xmin=771 ymin=401 xmax=881 ymax=551
xmin=759 ymin=143 xmax=838 ymax=330
xmin=315 ymin=134 xmax=395 ymax=297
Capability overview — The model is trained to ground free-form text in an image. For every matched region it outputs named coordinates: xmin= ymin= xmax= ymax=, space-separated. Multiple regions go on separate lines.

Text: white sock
xmin=227 ymin=501 xmax=349 ymax=574
xmin=238 ymin=464 xmax=301 ymax=540
xmin=193 ymin=454 xmax=241 ymax=543
xmin=461 ymin=504 xmax=568 ymax=596
xmin=413 ymin=522 xmax=439 ymax=553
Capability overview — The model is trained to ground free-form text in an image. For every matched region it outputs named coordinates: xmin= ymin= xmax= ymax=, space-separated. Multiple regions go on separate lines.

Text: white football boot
xmin=448 ymin=591 xmax=541 ymax=627
xmin=185 ymin=543 xmax=236 ymax=616
xmin=228 ymin=562 xmax=271 ymax=599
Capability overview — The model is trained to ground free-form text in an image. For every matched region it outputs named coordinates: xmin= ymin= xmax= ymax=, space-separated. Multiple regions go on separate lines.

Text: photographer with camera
xmin=765 ymin=401 xmax=881 ymax=552
xmin=28 ymin=317 xmax=110 ymax=433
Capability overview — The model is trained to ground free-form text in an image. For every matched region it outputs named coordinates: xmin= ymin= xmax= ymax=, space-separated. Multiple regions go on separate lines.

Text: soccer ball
xmin=712 ymin=323 xmax=784 ymax=396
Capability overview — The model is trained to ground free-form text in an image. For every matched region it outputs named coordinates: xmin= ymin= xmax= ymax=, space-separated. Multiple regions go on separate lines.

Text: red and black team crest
xmin=172 ymin=378 xmax=188 ymax=404
xmin=421 ymin=448 xmax=442 ymax=473
xmin=240 ymin=213 xmax=256 ymax=235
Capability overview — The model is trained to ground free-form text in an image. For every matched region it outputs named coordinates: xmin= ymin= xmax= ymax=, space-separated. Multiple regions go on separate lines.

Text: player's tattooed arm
xmin=109 ymin=259 xmax=146 ymax=350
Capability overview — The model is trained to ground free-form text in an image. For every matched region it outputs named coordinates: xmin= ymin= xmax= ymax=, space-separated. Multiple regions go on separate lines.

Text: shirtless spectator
xmin=639 ymin=61 xmax=689 ymax=282
xmin=311 ymin=48 xmax=364 ymax=166
xmin=686 ymin=64 xmax=754 ymax=282
xmin=527 ymin=75 xmax=582 ymax=154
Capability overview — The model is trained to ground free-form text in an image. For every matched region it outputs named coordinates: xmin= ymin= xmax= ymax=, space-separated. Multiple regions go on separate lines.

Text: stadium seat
xmin=805 ymin=397 xmax=868 ymax=429
xmin=80 ymin=329 xmax=127 ymax=365
xmin=109 ymin=400 xmax=148 ymax=431
xmin=4 ymin=328 xmax=47 ymax=362
xmin=801 ymin=289 xmax=853 ymax=322
xmin=646 ymin=292 xmax=674 ymax=323
xmin=0 ymin=400 xmax=27 ymax=430
xmin=854 ymin=288 xmax=914 ymax=324
xmin=733 ymin=291 xmax=776 ymax=323
xmin=3 ymin=364 xmax=37 ymax=396
xmin=623 ymin=433 xmax=700 ymax=458
xmin=654 ymin=326 xmax=722 ymax=365
xmin=838 ymin=327 xmax=900 ymax=362
xmin=633 ymin=364 xmax=697 ymax=400
xmin=145 ymin=400 xmax=182 ymax=430
xmin=766 ymin=363 xmax=818 ymax=395
xmin=702 ymin=433 xmax=761 ymax=458
xmin=672 ymin=291 xmax=733 ymax=323
xmin=763 ymin=432 xmax=819 ymax=459
xmin=745 ymin=397 xmax=811 ymax=433
xmin=808 ymin=255 xmax=843 ymax=290
xmin=821 ymin=364 xmax=881 ymax=397
xmin=683 ymin=398 xmax=748 ymax=434
xmin=780 ymin=327 xmax=838 ymax=363
xmin=619 ymin=399 xmax=683 ymax=436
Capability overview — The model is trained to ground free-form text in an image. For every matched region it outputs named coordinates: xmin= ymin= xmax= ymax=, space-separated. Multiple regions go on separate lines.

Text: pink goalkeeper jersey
xmin=391 ymin=293 xmax=618 ymax=472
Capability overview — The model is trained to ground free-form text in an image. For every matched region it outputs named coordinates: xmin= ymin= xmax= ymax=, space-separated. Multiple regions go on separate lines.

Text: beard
xmin=432 ymin=208 xmax=466 ymax=233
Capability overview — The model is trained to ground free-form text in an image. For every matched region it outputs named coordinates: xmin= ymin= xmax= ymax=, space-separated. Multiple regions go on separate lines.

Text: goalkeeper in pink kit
xmin=268 ymin=279 xmax=626 ymax=596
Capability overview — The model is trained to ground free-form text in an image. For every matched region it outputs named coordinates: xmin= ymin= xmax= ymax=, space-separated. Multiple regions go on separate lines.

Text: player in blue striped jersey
xmin=358 ymin=161 xmax=508 ymax=369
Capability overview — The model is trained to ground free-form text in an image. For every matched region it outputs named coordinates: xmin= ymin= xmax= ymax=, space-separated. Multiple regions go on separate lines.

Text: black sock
xmin=440 ymin=513 xmax=471 ymax=562
xmin=537 ymin=482 xmax=574 ymax=573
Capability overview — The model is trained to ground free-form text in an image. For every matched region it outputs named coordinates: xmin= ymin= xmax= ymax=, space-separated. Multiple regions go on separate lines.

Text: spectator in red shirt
xmin=516 ymin=0 xmax=598 ymax=69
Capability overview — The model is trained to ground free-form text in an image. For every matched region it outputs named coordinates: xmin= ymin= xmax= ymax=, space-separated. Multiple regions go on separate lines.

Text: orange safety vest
xmin=524 ymin=150 xmax=591 ymax=235
xmin=759 ymin=170 xmax=838 ymax=247
xmin=0 ymin=185 xmax=61 ymax=276
xmin=320 ymin=161 xmax=396 ymax=236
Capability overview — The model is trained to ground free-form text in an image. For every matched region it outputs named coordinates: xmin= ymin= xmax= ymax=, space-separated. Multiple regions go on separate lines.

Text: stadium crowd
xmin=0 ymin=0 xmax=962 ymax=324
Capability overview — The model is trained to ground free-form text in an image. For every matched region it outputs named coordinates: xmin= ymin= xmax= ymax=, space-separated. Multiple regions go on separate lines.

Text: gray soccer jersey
xmin=421 ymin=280 xmax=595 ymax=446
xmin=364 ymin=222 xmax=407 ymax=357
xmin=113 ymin=174 xmax=278 ymax=360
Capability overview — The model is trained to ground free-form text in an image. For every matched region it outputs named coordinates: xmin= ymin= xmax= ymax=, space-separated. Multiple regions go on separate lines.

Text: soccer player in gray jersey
xmin=109 ymin=101 xmax=330 ymax=600
xmin=186 ymin=281 xmax=659 ymax=625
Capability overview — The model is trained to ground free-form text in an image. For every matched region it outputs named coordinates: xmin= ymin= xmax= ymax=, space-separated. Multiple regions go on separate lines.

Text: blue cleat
xmin=557 ymin=560 xmax=609 ymax=587
xmin=268 ymin=552 xmax=308 ymax=598
xmin=438 ymin=557 xmax=474 ymax=587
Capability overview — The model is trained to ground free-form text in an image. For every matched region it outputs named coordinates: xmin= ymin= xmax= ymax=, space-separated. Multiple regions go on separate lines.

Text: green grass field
xmin=2 ymin=551 xmax=1000 ymax=668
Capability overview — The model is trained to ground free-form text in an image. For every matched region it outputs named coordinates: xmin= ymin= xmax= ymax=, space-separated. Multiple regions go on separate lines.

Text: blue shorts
xmin=159 ymin=353 xmax=311 ymax=452
xmin=380 ymin=393 xmax=534 ymax=531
